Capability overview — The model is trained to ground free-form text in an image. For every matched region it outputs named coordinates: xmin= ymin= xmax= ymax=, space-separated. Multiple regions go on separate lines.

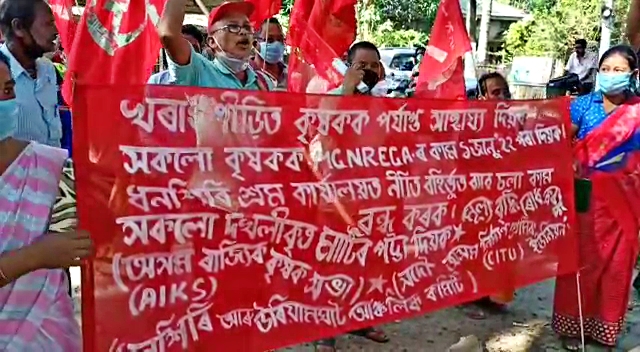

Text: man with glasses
xmin=158 ymin=0 xmax=273 ymax=90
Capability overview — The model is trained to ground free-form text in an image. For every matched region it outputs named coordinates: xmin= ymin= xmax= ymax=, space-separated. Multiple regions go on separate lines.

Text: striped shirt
xmin=0 ymin=45 xmax=61 ymax=147
xmin=0 ymin=143 xmax=79 ymax=351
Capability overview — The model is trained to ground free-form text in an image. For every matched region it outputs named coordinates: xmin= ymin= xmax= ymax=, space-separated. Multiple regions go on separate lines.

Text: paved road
xmin=70 ymin=267 xmax=640 ymax=351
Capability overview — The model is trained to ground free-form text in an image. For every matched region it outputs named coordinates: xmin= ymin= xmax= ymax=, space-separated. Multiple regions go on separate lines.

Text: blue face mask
xmin=596 ymin=72 xmax=632 ymax=95
xmin=0 ymin=99 xmax=17 ymax=141
xmin=259 ymin=41 xmax=285 ymax=64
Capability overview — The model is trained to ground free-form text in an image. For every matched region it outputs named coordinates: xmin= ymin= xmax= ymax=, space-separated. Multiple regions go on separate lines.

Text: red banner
xmin=73 ymin=85 xmax=578 ymax=352
xmin=49 ymin=0 xmax=77 ymax=55
xmin=62 ymin=0 xmax=165 ymax=106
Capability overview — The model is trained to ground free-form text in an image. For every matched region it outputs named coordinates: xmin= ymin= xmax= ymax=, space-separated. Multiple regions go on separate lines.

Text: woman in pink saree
xmin=0 ymin=51 xmax=92 ymax=350
xmin=552 ymin=45 xmax=640 ymax=350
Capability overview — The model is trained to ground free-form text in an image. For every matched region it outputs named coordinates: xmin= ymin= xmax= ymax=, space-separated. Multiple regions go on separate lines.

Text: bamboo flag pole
xmin=193 ymin=0 xmax=210 ymax=16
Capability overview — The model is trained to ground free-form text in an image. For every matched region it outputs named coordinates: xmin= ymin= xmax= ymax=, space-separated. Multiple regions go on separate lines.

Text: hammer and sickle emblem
xmin=85 ymin=0 xmax=160 ymax=56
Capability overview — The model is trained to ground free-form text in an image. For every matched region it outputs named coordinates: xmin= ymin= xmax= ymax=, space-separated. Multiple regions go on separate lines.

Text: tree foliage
xmin=371 ymin=0 xmax=439 ymax=31
xmin=502 ymin=0 xmax=631 ymax=61
xmin=279 ymin=0 xmax=434 ymax=48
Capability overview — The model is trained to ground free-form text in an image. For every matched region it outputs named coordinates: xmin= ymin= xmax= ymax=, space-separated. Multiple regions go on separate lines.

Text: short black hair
xmin=0 ymin=0 xmax=46 ymax=40
xmin=575 ymin=39 xmax=587 ymax=48
xmin=347 ymin=41 xmax=380 ymax=64
xmin=261 ymin=17 xmax=281 ymax=28
xmin=258 ymin=17 xmax=282 ymax=38
xmin=478 ymin=72 xmax=508 ymax=96
xmin=599 ymin=44 xmax=639 ymax=70
xmin=181 ymin=24 xmax=204 ymax=46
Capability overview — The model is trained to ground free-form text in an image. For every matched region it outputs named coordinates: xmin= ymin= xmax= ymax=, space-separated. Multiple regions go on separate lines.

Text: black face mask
xmin=362 ymin=69 xmax=379 ymax=91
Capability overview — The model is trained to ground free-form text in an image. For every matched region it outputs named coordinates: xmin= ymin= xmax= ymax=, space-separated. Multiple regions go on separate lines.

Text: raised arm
xmin=627 ymin=0 xmax=640 ymax=50
xmin=158 ymin=0 xmax=192 ymax=65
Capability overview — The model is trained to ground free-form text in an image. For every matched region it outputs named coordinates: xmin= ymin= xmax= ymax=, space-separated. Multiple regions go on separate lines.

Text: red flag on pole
xmin=415 ymin=0 xmax=471 ymax=99
xmin=247 ymin=0 xmax=282 ymax=26
xmin=48 ymin=0 xmax=77 ymax=54
xmin=286 ymin=0 xmax=357 ymax=93
xmin=61 ymin=1 xmax=166 ymax=107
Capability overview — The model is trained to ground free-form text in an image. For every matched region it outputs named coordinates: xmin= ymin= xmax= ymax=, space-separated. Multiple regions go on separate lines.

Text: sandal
xmin=349 ymin=327 xmax=390 ymax=343
xmin=313 ymin=338 xmax=336 ymax=352
xmin=561 ymin=337 xmax=582 ymax=351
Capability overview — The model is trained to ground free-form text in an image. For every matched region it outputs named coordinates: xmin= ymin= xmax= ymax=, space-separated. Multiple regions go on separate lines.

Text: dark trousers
xmin=579 ymin=82 xmax=594 ymax=95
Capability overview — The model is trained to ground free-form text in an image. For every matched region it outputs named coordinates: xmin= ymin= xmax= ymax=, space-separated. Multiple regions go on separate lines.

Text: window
xmin=389 ymin=54 xmax=416 ymax=71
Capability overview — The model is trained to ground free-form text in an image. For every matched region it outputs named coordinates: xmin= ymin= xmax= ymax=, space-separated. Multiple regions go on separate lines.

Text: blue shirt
xmin=1 ymin=45 xmax=61 ymax=147
xmin=147 ymin=70 xmax=173 ymax=85
xmin=571 ymin=92 xmax=609 ymax=140
xmin=572 ymin=91 xmax=640 ymax=170
xmin=168 ymin=47 xmax=274 ymax=90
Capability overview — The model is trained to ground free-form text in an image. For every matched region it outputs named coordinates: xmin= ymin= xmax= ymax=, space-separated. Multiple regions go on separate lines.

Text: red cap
xmin=208 ymin=1 xmax=255 ymax=30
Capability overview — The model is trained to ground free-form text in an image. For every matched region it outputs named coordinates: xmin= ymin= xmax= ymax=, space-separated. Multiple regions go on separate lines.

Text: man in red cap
xmin=158 ymin=0 xmax=273 ymax=90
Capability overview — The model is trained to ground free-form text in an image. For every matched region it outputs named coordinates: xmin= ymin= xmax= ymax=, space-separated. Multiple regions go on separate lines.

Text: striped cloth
xmin=0 ymin=142 xmax=80 ymax=351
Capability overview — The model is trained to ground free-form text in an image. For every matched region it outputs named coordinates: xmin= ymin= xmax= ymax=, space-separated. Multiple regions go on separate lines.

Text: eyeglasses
xmin=216 ymin=24 xmax=254 ymax=35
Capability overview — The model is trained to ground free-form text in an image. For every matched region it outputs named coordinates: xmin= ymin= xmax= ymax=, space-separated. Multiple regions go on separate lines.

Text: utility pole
xmin=465 ymin=0 xmax=479 ymax=80
xmin=466 ymin=0 xmax=478 ymax=43
xmin=599 ymin=0 xmax=614 ymax=58
xmin=476 ymin=0 xmax=493 ymax=63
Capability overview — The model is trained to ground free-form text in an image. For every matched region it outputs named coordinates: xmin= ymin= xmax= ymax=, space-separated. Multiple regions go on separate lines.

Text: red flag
xmin=415 ymin=0 xmax=471 ymax=99
xmin=247 ymin=0 xmax=282 ymax=27
xmin=48 ymin=0 xmax=77 ymax=53
xmin=62 ymin=1 xmax=165 ymax=106
xmin=286 ymin=0 xmax=357 ymax=93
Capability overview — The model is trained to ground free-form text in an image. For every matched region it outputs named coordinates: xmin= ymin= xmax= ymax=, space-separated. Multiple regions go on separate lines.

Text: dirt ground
xmin=70 ymin=269 xmax=640 ymax=352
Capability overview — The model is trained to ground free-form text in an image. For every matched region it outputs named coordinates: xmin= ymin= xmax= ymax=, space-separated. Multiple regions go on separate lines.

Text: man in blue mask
xmin=252 ymin=17 xmax=287 ymax=90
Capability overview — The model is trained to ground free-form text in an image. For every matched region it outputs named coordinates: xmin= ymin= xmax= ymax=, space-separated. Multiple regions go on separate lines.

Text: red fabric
xmin=247 ymin=0 xmax=282 ymax=27
xmin=574 ymin=98 xmax=640 ymax=169
xmin=286 ymin=0 xmax=357 ymax=93
xmin=414 ymin=0 xmax=471 ymax=99
xmin=73 ymin=85 xmax=578 ymax=351
xmin=61 ymin=0 xmax=166 ymax=107
xmin=553 ymin=102 xmax=640 ymax=346
xmin=49 ymin=0 xmax=77 ymax=54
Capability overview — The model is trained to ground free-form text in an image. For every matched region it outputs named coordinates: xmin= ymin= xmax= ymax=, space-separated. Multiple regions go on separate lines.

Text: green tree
xmin=372 ymin=0 xmax=439 ymax=31
xmin=503 ymin=0 xmax=631 ymax=62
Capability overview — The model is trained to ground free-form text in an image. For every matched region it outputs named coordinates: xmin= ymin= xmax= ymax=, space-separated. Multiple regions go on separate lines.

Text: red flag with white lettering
xmin=48 ymin=0 xmax=77 ymax=54
xmin=61 ymin=0 xmax=165 ymax=107
xmin=287 ymin=0 xmax=357 ymax=93
xmin=415 ymin=0 xmax=471 ymax=99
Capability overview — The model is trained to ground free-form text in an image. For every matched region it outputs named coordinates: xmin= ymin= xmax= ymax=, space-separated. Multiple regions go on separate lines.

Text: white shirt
xmin=565 ymin=51 xmax=597 ymax=82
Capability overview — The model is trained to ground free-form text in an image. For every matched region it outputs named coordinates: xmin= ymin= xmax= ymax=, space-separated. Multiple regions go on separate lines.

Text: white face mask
xmin=213 ymin=37 xmax=249 ymax=73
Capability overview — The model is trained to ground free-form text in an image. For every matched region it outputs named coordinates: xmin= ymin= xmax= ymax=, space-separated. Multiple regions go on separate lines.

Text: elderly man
xmin=0 ymin=0 xmax=61 ymax=147
xmin=158 ymin=0 xmax=273 ymax=90
xmin=148 ymin=24 xmax=204 ymax=85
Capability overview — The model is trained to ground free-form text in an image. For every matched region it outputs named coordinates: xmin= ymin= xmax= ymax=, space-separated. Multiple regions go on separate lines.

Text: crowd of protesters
xmin=1 ymin=0 xmax=640 ymax=351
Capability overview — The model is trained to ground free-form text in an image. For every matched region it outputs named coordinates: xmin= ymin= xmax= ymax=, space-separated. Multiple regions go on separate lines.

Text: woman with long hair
xmin=552 ymin=44 xmax=640 ymax=350
xmin=0 ymin=49 xmax=93 ymax=350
